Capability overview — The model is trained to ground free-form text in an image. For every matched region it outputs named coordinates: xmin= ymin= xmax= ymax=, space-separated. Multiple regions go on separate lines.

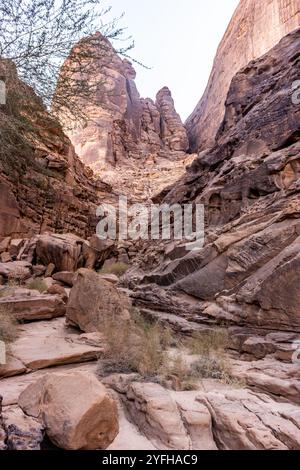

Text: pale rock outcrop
xmin=18 ymin=371 xmax=119 ymax=450
xmin=186 ymin=0 xmax=300 ymax=152
xmin=1 ymin=317 xmax=105 ymax=375
xmin=56 ymin=33 xmax=188 ymax=173
xmin=197 ymin=388 xmax=300 ymax=450
xmin=156 ymin=87 xmax=189 ymax=152
xmin=66 ymin=269 xmax=130 ymax=333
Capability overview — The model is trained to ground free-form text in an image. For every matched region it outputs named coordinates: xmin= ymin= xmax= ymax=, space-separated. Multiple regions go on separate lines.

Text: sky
xmin=101 ymin=0 xmax=240 ymax=121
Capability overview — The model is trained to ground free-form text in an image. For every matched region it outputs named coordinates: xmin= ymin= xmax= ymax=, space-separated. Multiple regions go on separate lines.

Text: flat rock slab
xmin=0 ymin=289 xmax=65 ymax=321
xmin=0 ymin=363 xmax=98 ymax=406
xmin=1 ymin=318 xmax=104 ymax=376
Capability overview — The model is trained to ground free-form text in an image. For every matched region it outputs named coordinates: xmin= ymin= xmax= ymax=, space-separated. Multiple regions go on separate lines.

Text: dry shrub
xmin=0 ymin=305 xmax=19 ymax=343
xmin=97 ymin=309 xmax=175 ymax=379
xmin=27 ymin=279 xmax=48 ymax=293
xmin=97 ymin=309 xmax=243 ymax=390
xmin=160 ymin=353 xmax=198 ymax=391
xmin=185 ymin=329 xmax=229 ymax=356
xmin=98 ymin=262 xmax=129 ymax=277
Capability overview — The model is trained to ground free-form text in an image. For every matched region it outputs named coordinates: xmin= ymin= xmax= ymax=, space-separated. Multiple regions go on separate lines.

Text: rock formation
xmin=56 ymin=33 xmax=188 ymax=173
xmin=0 ymin=59 xmax=112 ymax=240
xmin=1 ymin=4 xmax=300 ymax=453
xmin=138 ymin=28 xmax=300 ymax=334
xmin=186 ymin=0 xmax=300 ymax=152
xmin=19 ymin=371 xmax=119 ymax=450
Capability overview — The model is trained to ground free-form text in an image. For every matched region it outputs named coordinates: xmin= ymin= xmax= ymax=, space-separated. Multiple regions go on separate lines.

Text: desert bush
xmin=97 ymin=308 xmax=177 ymax=379
xmin=185 ymin=329 xmax=229 ymax=356
xmin=0 ymin=305 xmax=19 ymax=344
xmin=27 ymin=279 xmax=48 ymax=293
xmin=190 ymin=356 xmax=229 ymax=380
xmin=160 ymin=352 xmax=198 ymax=391
xmin=99 ymin=262 xmax=129 ymax=277
xmin=97 ymin=309 xmax=241 ymax=390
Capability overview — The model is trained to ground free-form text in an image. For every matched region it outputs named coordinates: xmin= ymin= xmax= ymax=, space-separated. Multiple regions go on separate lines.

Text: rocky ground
xmin=0 ymin=232 xmax=299 ymax=450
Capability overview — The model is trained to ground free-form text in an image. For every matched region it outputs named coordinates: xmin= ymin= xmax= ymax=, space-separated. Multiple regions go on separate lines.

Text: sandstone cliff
xmin=186 ymin=0 xmax=300 ymax=152
xmin=55 ymin=33 xmax=189 ymax=173
xmin=0 ymin=59 xmax=112 ymax=239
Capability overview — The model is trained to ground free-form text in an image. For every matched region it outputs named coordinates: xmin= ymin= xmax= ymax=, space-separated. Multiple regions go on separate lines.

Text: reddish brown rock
xmin=66 ymin=269 xmax=130 ymax=333
xmin=0 ymin=59 xmax=112 ymax=240
xmin=137 ymin=29 xmax=300 ymax=333
xmin=0 ymin=288 xmax=65 ymax=321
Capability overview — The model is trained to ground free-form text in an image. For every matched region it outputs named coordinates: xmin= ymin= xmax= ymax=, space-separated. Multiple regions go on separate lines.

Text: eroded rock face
xmin=186 ymin=0 xmax=300 ymax=152
xmin=18 ymin=371 xmax=119 ymax=450
xmin=55 ymin=34 xmax=188 ymax=173
xmin=198 ymin=388 xmax=300 ymax=450
xmin=138 ymin=28 xmax=300 ymax=332
xmin=66 ymin=268 xmax=130 ymax=333
xmin=0 ymin=59 xmax=112 ymax=240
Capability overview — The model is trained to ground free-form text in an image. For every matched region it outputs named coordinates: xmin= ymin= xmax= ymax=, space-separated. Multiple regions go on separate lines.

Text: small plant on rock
xmin=27 ymin=279 xmax=48 ymax=293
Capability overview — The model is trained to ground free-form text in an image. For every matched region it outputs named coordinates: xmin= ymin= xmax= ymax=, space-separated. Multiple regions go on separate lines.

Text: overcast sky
xmin=102 ymin=0 xmax=240 ymax=121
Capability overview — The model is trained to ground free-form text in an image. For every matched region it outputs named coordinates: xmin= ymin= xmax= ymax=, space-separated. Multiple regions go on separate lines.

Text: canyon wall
xmin=0 ymin=60 xmax=112 ymax=239
xmin=186 ymin=0 xmax=300 ymax=153
xmin=139 ymin=28 xmax=300 ymax=333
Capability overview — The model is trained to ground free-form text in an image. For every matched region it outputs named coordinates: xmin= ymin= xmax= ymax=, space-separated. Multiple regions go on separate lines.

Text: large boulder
xmin=66 ymin=269 xmax=130 ymax=333
xmin=36 ymin=233 xmax=83 ymax=272
xmin=18 ymin=371 xmax=119 ymax=450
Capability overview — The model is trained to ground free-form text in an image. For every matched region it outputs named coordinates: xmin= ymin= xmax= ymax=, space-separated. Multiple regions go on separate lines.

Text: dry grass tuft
xmin=185 ymin=329 xmax=229 ymax=356
xmin=97 ymin=308 xmax=176 ymax=379
xmin=97 ymin=308 xmax=243 ymax=390
xmin=98 ymin=262 xmax=129 ymax=277
xmin=27 ymin=279 xmax=48 ymax=293
xmin=0 ymin=305 xmax=20 ymax=344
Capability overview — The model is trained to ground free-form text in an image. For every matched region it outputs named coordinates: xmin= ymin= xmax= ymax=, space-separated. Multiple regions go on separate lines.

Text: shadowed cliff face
xmin=55 ymin=34 xmax=189 ymax=173
xmin=0 ymin=59 xmax=112 ymax=239
xmin=138 ymin=28 xmax=300 ymax=332
xmin=186 ymin=0 xmax=300 ymax=153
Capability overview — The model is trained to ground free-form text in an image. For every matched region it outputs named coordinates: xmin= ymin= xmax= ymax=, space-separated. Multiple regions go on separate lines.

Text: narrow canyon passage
xmin=0 ymin=0 xmax=300 ymax=452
